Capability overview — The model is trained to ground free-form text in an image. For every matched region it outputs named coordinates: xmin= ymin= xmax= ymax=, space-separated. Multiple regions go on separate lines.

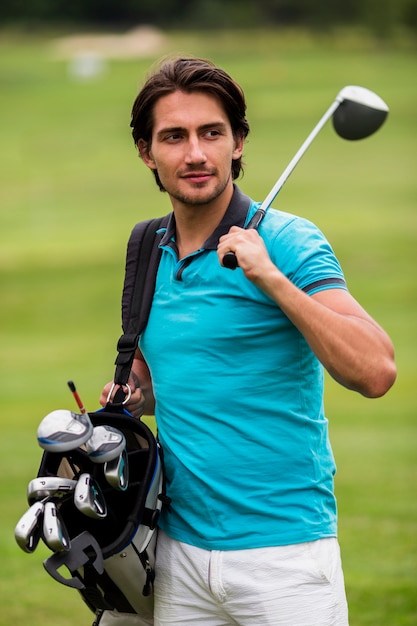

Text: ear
xmin=137 ymin=139 xmax=157 ymax=170
xmin=232 ymin=134 xmax=244 ymax=160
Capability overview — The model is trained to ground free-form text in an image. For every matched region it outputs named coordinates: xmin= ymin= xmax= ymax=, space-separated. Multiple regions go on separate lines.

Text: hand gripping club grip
xmin=221 ymin=210 xmax=265 ymax=271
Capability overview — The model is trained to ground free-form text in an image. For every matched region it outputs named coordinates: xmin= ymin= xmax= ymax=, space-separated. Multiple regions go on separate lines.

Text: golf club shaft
xmin=67 ymin=380 xmax=87 ymax=414
xmin=223 ymin=97 xmax=342 ymax=269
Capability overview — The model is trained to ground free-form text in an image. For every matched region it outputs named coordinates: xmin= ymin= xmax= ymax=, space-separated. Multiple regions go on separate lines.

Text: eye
xmin=165 ymin=133 xmax=182 ymax=142
xmin=204 ymin=129 xmax=221 ymax=139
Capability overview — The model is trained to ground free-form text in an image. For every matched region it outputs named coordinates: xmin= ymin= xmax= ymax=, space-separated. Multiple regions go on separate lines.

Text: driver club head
xmin=42 ymin=501 xmax=71 ymax=552
xmin=14 ymin=501 xmax=44 ymax=553
xmin=74 ymin=473 xmax=107 ymax=519
xmin=333 ymin=85 xmax=389 ymax=140
xmin=104 ymin=448 xmax=129 ymax=491
xmin=85 ymin=425 xmax=126 ymax=463
xmin=37 ymin=409 xmax=93 ymax=452
xmin=27 ymin=476 xmax=77 ymax=506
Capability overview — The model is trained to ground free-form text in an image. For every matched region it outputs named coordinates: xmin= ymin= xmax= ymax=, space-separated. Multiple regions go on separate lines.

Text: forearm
xmin=130 ymin=351 xmax=155 ymax=415
xmin=253 ymin=263 xmax=396 ymax=398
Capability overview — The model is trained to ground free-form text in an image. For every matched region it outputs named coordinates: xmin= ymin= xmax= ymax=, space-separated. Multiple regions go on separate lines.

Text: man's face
xmin=139 ymin=90 xmax=244 ymax=209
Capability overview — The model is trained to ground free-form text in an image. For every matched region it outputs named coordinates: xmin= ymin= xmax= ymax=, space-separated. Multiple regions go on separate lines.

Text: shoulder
xmin=255 ymin=206 xmax=328 ymax=250
xmin=254 ymin=207 xmax=345 ymax=289
xmin=129 ymin=213 xmax=171 ymax=242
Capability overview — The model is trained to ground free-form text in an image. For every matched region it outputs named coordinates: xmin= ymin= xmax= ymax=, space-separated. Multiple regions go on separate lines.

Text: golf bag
xmin=40 ymin=407 xmax=167 ymax=625
xmin=38 ymin=215 xmax=172 ymax=624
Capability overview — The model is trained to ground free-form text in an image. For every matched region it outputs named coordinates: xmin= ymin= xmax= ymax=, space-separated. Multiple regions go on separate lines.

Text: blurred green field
xmin=1 ymin=28 xmax=416 ymax=625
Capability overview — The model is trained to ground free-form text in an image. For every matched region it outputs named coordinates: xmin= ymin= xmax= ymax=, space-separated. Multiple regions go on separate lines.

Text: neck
xmin=172 ymin=185 xmax=234 ymax=258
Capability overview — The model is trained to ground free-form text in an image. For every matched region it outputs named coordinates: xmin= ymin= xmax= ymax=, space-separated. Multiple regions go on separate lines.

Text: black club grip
xmin=222 ymin=251 xmax=239 ymax=270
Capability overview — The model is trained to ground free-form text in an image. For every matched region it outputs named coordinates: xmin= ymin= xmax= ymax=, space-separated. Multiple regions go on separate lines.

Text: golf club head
xmin=42 ymin=501 xmax=71 ymax=552
xmin=333 ymin=85 xmax=389 ymax=140
xmin=14 ymin=501 xmax=44 ymax=553
xmin=85 ymin=425 xmax=126 ymax=463
xmin=37 ymin=409 xmax=94 ymax=452
xmin=74 ymin=473 xmax=107 ymax=519
xmin=104 ymin=448 xmax=129 ymax=491
xmin=27 ymin=476 xmax=77 ymax=505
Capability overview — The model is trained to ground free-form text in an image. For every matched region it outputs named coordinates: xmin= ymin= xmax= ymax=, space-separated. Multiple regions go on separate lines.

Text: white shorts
xmin=154 ymin=531 xmax=349 ymax=625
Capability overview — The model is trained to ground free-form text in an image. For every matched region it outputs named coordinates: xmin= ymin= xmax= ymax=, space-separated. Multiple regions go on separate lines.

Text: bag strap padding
xmin=113 ymin=214 xmax=171 ymax=398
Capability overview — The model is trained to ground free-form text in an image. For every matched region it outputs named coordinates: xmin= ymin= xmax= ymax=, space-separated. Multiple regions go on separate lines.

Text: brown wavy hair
xmin=130 ymin=56 xmax=250 ymax=191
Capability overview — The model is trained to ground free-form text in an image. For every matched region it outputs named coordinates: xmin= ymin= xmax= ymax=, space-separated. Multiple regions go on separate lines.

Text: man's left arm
xmin=289 ymin=286 xmax=396 ymax=397
xmin=218 ymin=226 xmax=397 ymax=398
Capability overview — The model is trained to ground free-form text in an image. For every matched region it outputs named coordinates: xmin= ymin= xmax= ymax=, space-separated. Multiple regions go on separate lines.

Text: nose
xmin=185 ymin=136 xmax=207 ymax=164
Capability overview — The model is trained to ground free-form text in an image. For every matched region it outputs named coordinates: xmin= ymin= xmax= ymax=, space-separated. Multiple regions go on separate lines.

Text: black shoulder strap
xmin=121 ymin=216 xmax=170 ymax=335
xmin=112 ymin=214 xmax=171 ymax=396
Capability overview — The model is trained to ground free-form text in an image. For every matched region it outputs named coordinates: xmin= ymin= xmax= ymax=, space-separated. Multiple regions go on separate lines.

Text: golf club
xmin=27 ymin=476 xmax=77 ymax=506
xmin=74 ymin=473 xmax=107 ymax=519
xmin=68 ymin=380 xmax=127 ymax=472
xmin=104 ymin=448 xmax=129 ymax=491
xmin=14 ymin=501 xmax=44 ymax=553
xmin=42 ymin=501 xmax=71 ymax=552
xmin=85 ymin=425 xmax=126 ymax=464
xmin=223 ymin=85 xmax=389 ymax=270
xmin=37 ymin=409 xmax=94 ymax=452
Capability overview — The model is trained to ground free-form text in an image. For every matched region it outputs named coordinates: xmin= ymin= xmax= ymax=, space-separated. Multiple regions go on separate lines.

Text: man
xmin=101 ymin=57 xmax=396 ymax=625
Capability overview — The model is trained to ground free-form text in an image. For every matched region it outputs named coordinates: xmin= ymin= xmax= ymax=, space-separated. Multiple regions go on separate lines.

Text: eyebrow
xmin=156 ymin=121 xmax=228 ymax=140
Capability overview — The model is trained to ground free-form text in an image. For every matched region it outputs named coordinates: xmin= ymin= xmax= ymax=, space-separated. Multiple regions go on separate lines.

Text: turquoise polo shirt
xmin=140 ymin=186 xmax=347 ymax=550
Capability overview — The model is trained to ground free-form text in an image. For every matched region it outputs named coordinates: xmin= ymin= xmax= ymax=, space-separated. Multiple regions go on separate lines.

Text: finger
xmin=99 ymin=382 xmax=113 ymax=407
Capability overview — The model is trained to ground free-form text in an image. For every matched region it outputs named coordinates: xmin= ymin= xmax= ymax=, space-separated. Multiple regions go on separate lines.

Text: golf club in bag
xmin=35 ymin=405 xmax=167 ymax=626
xmin=223 ymin=85 xmax=389 ymax=269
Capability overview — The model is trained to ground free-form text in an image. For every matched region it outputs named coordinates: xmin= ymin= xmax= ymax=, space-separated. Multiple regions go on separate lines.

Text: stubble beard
xmin=163 ymin=172 xmax=231 ymax=208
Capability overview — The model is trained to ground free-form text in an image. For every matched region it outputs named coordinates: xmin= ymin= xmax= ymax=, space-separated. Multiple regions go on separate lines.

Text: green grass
xmin=1 ymin=28 xmax=416 ymax=625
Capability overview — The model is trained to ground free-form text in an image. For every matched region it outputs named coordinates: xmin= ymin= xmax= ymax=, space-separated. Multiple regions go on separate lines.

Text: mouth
xmin=181 ymin=171 xmax=213 ymax=184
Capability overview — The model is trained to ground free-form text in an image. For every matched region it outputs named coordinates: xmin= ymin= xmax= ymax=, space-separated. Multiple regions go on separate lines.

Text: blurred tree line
xmin=1 ymin=0 xmax=416 ymax=36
